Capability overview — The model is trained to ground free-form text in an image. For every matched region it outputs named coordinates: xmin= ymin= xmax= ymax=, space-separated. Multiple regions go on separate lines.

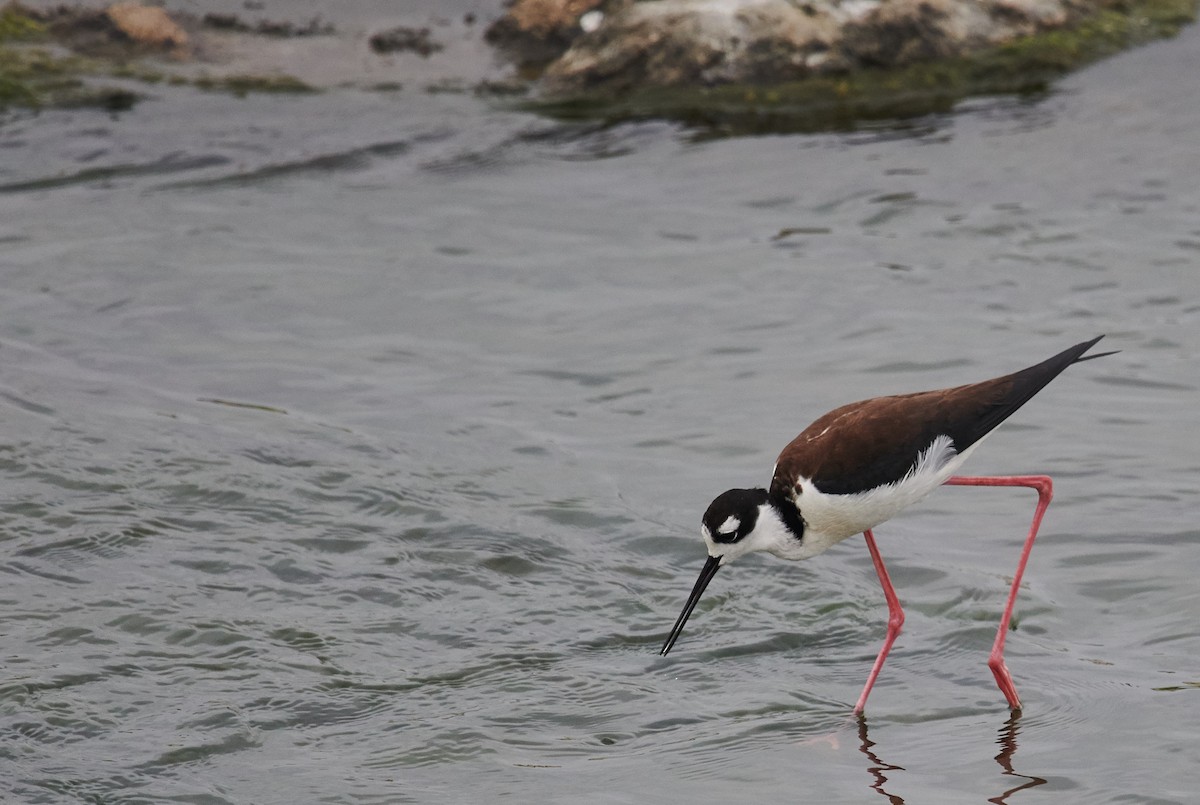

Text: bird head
xmin=660 ymin=487 xmax=780 ymax=656
xmin=701 ymin=487 xmax=773 ymax=565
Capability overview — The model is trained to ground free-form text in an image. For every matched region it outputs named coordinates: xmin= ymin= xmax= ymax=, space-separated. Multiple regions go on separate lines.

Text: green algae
xmin=0 ymin=42 xmax=117 ymax=110
xmin=0 ymin=3 xmax=41 ymax=42
xmin=192 ymin=73 xmax=316 ymax=96
xmin=530 ymin=0 xmax=1198 ymax=135
xmin=0 ymin=4 xmax=130 ymax=108
xmin=0 ymin=3 xmax=315 ymax=111
xmin=0 ymin=33 xmax=151 ymax=111
xmin=0 ymin=4 xmax=58 ymax=106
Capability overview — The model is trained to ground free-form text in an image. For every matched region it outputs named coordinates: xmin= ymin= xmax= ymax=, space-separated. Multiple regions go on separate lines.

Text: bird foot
xmin=989 ymin=656 xmax=1022 ymax=710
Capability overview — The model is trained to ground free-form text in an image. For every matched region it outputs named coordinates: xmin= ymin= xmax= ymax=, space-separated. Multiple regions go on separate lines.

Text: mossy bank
xmin=0 ymin=2 xmax=316 ymax=111
xmin=526 ymin=0 xmax=1198 ymax=135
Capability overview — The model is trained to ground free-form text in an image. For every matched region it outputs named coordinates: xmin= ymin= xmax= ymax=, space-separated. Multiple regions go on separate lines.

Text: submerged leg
xmin=854 ymin=528 xmax=905 ymax=714
xmin=944 ymin=475 xmax=1054 ymax=710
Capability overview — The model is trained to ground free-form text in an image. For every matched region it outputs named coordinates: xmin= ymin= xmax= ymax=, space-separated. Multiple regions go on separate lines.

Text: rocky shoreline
xmin=2 ymin=0 xmax=1195 ymax=133
xmin=488 ymin=0 xmax=1176 ymax=93
xmin=0 ymin=2 xmax=329 ymax=110
xmin=500 ymin=0 xmax=1196 ymax=132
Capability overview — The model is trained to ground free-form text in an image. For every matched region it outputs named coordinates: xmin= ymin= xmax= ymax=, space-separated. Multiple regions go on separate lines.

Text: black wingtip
xmin=1071 ymin=335 xmax=1118 ymax=364
xmin=1074 ymin=349 xmax=1120 ymax=362
xmin=950 ymin=335 xmax=1117 ymax=454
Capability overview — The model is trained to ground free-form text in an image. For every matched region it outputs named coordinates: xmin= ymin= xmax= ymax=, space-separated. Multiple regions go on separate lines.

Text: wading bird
xmin=660 ymin=336 xmax=1114 ymax=711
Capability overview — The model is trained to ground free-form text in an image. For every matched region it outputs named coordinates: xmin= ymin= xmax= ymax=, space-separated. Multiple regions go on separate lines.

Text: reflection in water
xmin=988 ymin=714 xmax=1047 ymax=805
xmin=854 ymin=713 xmax=1047 ymax=804
xmin=856 ymin=715 xmax=906 ymax=804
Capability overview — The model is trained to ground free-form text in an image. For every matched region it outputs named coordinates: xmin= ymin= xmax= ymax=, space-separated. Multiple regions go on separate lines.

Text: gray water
xmin=3 ymin=6 xmax=1200 ymax=803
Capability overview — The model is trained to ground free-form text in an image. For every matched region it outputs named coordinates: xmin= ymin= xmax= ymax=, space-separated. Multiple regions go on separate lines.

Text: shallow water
xmin=2 ymin=6 xmax=1200 ymax=804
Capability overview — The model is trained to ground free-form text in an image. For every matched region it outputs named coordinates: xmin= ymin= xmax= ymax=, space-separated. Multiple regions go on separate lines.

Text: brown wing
xmin=769 ymin=336 xmax=1109 ymax=498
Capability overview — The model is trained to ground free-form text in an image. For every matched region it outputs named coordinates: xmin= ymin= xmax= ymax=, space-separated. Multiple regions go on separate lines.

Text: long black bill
xmin=660 ymin=555 xmax=722 ymax=656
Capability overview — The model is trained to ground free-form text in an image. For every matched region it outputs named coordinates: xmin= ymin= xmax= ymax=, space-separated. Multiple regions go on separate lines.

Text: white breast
xmin=789 ymin=435 xmax=980 ymax=560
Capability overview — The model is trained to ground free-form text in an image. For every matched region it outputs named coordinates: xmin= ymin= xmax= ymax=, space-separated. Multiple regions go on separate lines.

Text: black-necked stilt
xmin=660 ymin=336 xmax=1115 ymax=712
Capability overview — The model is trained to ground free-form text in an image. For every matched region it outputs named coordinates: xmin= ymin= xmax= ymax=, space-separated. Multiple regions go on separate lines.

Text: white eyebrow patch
xmin=718 ymin=515 xmax=740 ymax=535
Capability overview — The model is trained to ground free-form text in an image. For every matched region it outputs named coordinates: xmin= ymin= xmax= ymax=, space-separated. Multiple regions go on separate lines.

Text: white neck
xmin=706 ymin=502 xmax=805 ymax=565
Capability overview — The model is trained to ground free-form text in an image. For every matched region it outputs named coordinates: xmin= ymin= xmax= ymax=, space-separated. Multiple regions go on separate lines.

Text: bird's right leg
xmin=854 ymin=529 xmax=905 ymax=714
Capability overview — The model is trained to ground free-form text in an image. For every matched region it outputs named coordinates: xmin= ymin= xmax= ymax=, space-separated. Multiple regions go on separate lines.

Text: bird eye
xmin=712 ymin=528 xmax=739 ymax=544
xmin=707 ymin=514 xmax=743 ymax=543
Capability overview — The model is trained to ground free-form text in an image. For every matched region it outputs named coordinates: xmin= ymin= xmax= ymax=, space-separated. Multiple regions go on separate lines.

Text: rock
xmin=839 ymin=0 xmax=1071 ymax=67
xmin=507 ymin=0 xmax=1196 ymax=134
xmin=541 ymin=0 xmax=845 ymax=95
xmin=106 ymin=2 xmax=188 ymax=50
xmin=504 ymin=0 xmax=609 ymax=34
xmin=506 ymin=0 xmax=1158 ymax=96
xmin=369 ymin=25 xmax=444 ymax=57
xmin=485 ymin=0 xmax=609 ymax=67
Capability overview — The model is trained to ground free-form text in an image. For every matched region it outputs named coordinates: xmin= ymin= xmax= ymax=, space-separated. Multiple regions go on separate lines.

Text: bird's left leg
xmin=943 ymin=475 xmax=1054 ymax=710
xmin=854 ymin=528 xmax=905 ymax=714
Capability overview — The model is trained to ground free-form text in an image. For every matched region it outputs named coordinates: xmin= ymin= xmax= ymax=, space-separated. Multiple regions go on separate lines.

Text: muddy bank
xmin=0 ymin=2 xmax=332 ymax=109
xmin=0 ymin=1 xmax=498 ymax=111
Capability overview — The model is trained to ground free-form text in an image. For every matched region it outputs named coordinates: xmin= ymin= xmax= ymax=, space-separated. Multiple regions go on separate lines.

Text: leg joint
xmin=945 ymin=474 xmax=1054 ymax=500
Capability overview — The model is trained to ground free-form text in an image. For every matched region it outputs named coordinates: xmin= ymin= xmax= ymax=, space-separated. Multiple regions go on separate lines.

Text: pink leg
xmin=854 ymin=528 xmax=905 ymax=714
xmin=944 ymin=474 xmax=1054 ymax=710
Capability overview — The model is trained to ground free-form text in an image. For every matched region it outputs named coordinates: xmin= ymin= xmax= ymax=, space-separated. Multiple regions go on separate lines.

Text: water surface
xmin=2 ymin=7 xmax=1200 ymax=803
